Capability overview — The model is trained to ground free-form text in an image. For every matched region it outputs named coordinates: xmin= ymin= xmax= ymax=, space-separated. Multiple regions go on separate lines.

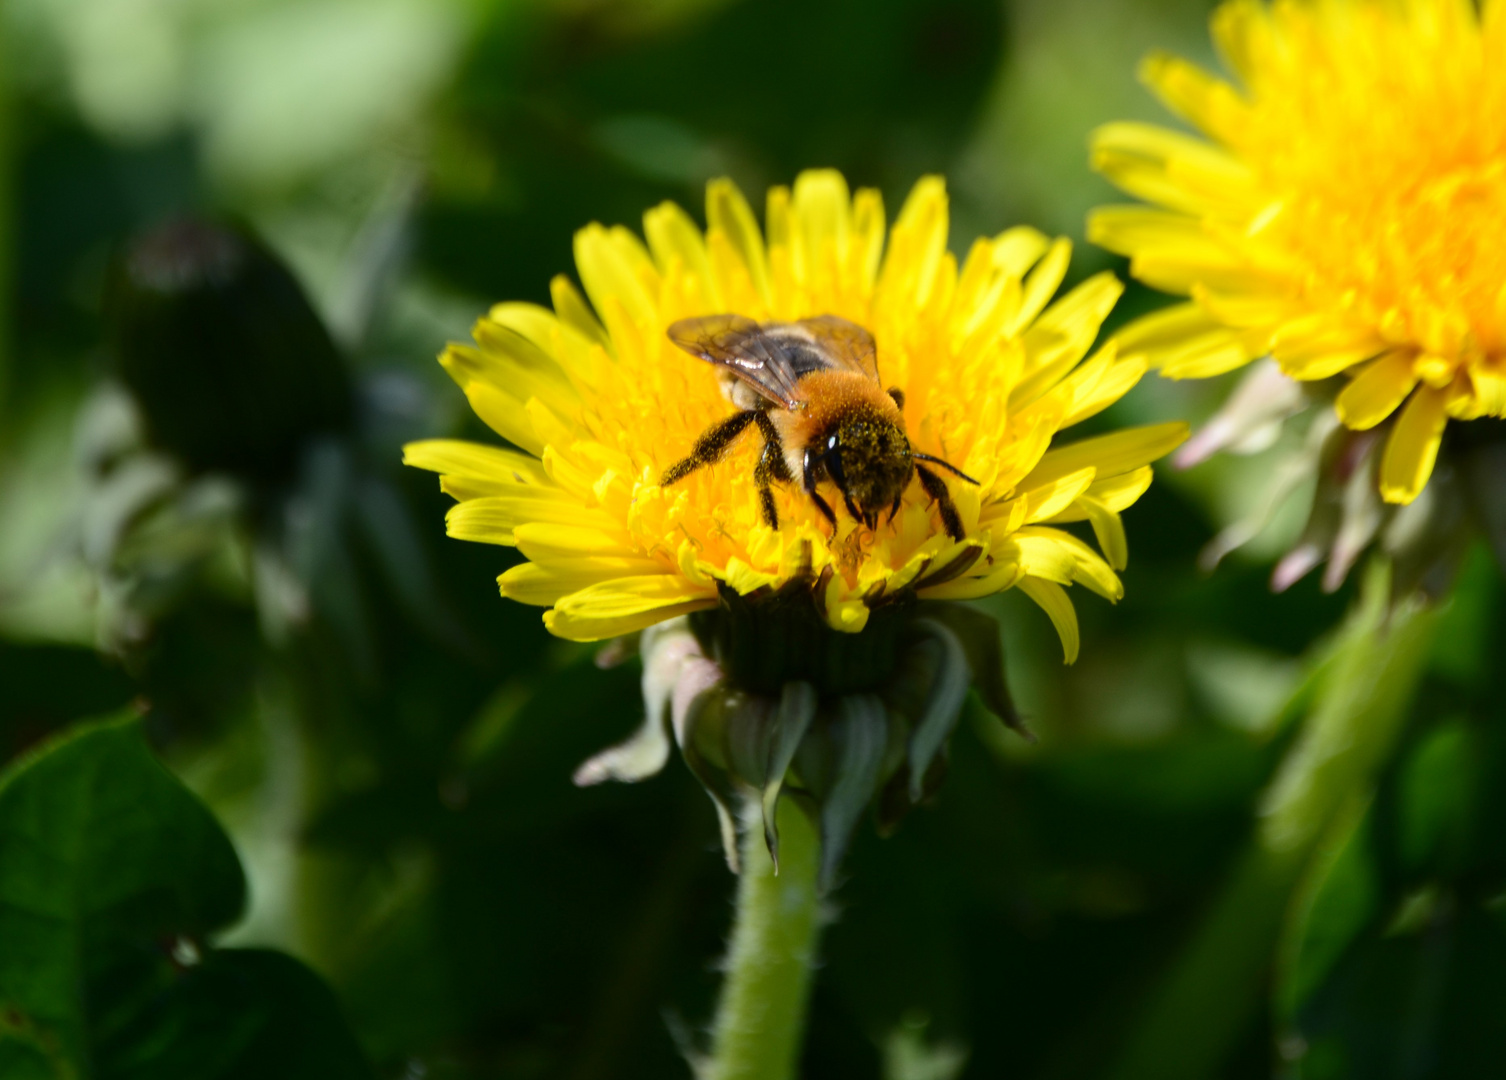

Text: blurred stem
xmin=1108 ymin=562 xmax=1440 ymax=1080
xmin=705 ymin=796 xmax=822 ymax=1080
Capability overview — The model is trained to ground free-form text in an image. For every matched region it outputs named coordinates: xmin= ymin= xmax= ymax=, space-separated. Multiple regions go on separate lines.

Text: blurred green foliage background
xmin=1 ymin=1 xmax=1503 ymax=1078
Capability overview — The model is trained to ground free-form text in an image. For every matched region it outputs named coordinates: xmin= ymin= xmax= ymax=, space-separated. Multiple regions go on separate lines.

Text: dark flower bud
xmin=108 ymin=219 xmax=352 ymax=484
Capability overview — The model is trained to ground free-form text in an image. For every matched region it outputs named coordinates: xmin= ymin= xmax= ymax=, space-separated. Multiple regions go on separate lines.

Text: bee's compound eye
xmin=827 ymin=435 xmax=838 ymax=450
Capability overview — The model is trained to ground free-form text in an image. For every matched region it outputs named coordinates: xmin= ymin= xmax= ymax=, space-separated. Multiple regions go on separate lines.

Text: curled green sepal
xmin=760 ymin=682 xmax=818 ymax=870
xmin=680 ymin=681 xmax=819 ymax=874
xmin=720 ymin=681 xmax=820 ymax=870
xmin=919 ymin=602 xmax=1030 ymax=739
xmin=903 ymin=618 xmax=972 ymax=802
xmin=678 ymin=688 xmax=745 ymax=872
xmin=573 ymin=620 xmax=708 ymax=786
xmin=793 ymin=694 xmax=893 ymax=890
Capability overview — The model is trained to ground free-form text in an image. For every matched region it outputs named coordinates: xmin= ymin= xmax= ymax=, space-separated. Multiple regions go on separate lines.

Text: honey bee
xmin=661 ymin=313 xmax=977 ymax=540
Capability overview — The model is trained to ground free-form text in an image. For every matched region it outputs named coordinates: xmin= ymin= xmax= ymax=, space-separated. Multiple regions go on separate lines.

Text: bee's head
xmin=826 ymin=411 xmax=914 ymax=530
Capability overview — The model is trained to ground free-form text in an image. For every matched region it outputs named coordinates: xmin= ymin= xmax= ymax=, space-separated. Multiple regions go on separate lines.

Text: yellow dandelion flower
xmin=1090 ymin=0 xmax=1506 ymax=505
xmin=406 ymin=170 xmax=1184 ymax=655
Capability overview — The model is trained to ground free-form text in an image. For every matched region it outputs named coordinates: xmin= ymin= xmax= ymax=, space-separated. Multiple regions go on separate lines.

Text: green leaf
xmin=1277 ymin=803 xmax=1379 ymax=1021
xmin=0 ymin=715 xmax=372 ymax=1079
xmin=1107 ymin=563 xmax=1440 ymax=1080
xmin=1396 ymin=719 xmax=1479 ymax=877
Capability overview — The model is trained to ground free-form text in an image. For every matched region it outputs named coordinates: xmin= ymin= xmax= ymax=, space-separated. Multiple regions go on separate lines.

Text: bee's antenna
xmin=914 ymin=453 xmax=980 ymax=486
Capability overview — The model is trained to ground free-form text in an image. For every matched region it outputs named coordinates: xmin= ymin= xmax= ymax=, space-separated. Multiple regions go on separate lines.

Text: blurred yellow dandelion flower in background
xmin=407 ymin=170 xmax=1184 ymax=656
xmin=1091 ymin=0 xmax=1506 ymax=505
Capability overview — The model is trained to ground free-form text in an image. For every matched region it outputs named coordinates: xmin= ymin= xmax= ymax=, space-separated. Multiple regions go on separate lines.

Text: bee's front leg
xmin=802 ymin=448 xmax=840 ymax=539
xmin=916 ymin=464 xmax=965 ymax=541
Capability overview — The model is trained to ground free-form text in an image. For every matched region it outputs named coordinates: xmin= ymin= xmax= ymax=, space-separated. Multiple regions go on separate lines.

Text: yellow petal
xmin=852 ymin=187 xmax=886 ymax=287
xmin=987 ymin=399 xmax=1065 ymax=498
xmin=821 ymin=572 xmax=870 ymax=633
xmin=1017 ymin=577 xmax=1080 ymax=664
xmin=1080 ymin=497 xmax=1129 ymax=570
xmin=721 ymin=557 xmax=780 ymax=596
xmin=499 ymin=557 xmax=667 ymax=606
xmin=1468 ymin=361 xmax=1506 ymax=416
xmin=1160 ymin=332 xmax=1254 ymax=379
xmin=1017 ymin=272 xmax=1124 ymax=396
xmin=446 ymin=494 xmax=620 ymax=546
xmin=402 ymin=439 xmax=551 ymax=488
xmin=991 ymin=225 xmax=1051 ymax=278
xmin=488 ymin=301 xmax=575 ymax=359
xmin=1414 ymin=353 xmax=1456 ymax=390
xmin=1019 ymin=526 xmax=1123 ymax=601
xmin=1209 ymin=0 xmax=1275 ymax=88
xmin=790 ymin=169 xmax=852 ymax=282
xmin=574 ymin=223 xmax=658 ymax=331
xmin=1046 ymin=467 xmax=1155 ymax=522
xmin=1138 ymin=50 xmax=1250 ymax=142
xmin=707 ymin=177 xmax=772 ymax=308
xmin=1023 ymin=422 xmax=1189 ymax=489
xmin=545 ymin=576 xmax=716 ymax=641
xmin=1063 ymin=354 xmax=1148 ymax=428
xmin=1190 ymin=283 xmax=1293 ymax=330
xmin=1020 ymin=466 xmax=1097 ymax=523
xmin=549 ymin=275 xmax=611 ymax=350
xmin=470 ymin=319 xmax=581 ymax=413
xmin=1334 ymin=349 xmax=1418 ymax=430
xmin=1091 ymin=122 xmax=1260 ymax=217
xmin=515 ymin=522 xmax=638 ymax=561
xmin=920 ymin=556 xmax=1023 ymax=601
xmin=1109 ymin=302 xmax=1260 ymax=377
xmin=1087 ymin=204 xmax=1207 ymax=259
xmin=456 ymin=376 xmax=544 ymax=457
xmin=1269 ymin=315 xmax=1385 ymax=380
xmin=880 ymin=175 xmax=950 ymax=307
xmin=643 ymin=200 xmax=716 ymax=302
xmin=1006 ymin=532 xmax=1076 ymax=585
xmin=1378 ymin=385 xmax=1449 ymax=505
xmin=1008 ymin=237 xmax=1073 ymax=336
xmin=1111 ymin=300 xmax=1220 ymax=358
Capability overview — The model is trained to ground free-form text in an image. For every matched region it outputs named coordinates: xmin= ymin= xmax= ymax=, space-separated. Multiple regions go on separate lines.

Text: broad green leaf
xmin=0 ymin=716 xmax=372 ymax=1079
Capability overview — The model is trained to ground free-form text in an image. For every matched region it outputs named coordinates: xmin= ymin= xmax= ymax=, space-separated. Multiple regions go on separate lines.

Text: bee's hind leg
xmin=916 ymin=464 xmax=965 ymax=541
xmin=661 ymin=410 xmax=758 ymax=486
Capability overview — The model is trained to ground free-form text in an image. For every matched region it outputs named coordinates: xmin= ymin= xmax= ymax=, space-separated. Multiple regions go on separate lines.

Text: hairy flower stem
xmin=1108 ymin=562 xmax=1440 ymax=1080
xmin=705 ymin=796 xmax=822 ymax=1080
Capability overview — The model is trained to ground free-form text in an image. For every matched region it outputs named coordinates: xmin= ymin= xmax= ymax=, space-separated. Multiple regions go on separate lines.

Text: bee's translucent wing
xmin=668 ymin=313 xmax=880 ymax=411
xmin=667 ymin=314 xmax=804 ymax=409
xmin=797 ymin=315 xmax=879 ymax=384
